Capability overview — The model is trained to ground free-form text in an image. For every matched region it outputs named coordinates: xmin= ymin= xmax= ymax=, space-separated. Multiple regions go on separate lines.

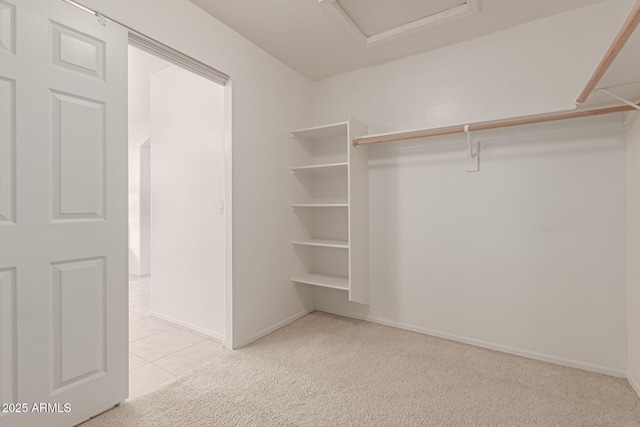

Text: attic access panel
xmin=320 ymin=0 xmax=479 ymax=47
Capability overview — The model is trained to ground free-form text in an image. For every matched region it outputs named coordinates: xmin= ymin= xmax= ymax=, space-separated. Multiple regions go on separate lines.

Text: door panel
xmin=52 ymin=91 xmax=105 ymax=220
xmin=0 ymin=268 xmax=16 ymax=408
xmin=52 ymin=257 xmax=106 ymax=391
xmin=0 ymin=77 xmax=14 ymax=224
xmin=0 ymin=1 xmax=128 ymax=426
xmin=51 ymin=22 xmax=105 ymax=81
xmin=0 ymin=1 xmax=15 ymax=54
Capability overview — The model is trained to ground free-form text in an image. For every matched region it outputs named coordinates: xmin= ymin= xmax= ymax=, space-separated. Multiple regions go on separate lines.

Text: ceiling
xmin=189 ymin=0 xmax=608 ymax=81
xmin=334 ymin=0 xmax=468 ymax=36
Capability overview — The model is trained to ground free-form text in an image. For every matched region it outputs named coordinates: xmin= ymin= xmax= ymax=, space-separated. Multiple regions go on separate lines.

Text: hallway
xmin=128 ymin=276 xmax=227 ymax=398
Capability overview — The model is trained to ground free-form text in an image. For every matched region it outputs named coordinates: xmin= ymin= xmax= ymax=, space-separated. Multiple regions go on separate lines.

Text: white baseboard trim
xmin=314 ymin=305 xmax=626 ymax=378
xmin=148 ymin=310 xmax=225 ymax=344
xmin=628 ymin=373 xmax=640 ymax=398
xmin=234 ymin=309 xmax=313 ymax=349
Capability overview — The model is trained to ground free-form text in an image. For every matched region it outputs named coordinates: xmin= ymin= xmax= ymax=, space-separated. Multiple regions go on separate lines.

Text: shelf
xmin=291 ymin=273 xmax=349 ymax=291
xmin=291 ymin=122 xmax=348 ymax=141
xmin=291 ymin=162 xmax=348 ymax=173
xmin=291 ymin=239 xmax=349 ymax=249
xmin=291 ymin=204 xmax=348 ymax=208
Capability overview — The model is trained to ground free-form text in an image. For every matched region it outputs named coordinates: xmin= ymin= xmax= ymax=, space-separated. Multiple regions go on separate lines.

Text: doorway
xmin=127 ymin=45 xmax=228 ymax=398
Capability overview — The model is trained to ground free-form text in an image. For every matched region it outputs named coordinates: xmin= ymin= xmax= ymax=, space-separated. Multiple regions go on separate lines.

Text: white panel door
xmin=0 ymin=1 xmax=128 ymax=426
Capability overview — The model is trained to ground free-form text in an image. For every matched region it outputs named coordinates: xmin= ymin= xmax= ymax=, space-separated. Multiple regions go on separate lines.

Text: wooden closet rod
xmin=352 ymin=104 xmax=638 ymax=146
xmin=353 ymin=1 xmax=640 ymax=147
xmin=576 ymin=0 xmax=640 ymax=104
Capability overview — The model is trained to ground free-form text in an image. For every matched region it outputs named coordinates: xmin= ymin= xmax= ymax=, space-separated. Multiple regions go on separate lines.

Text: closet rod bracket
xmin=464 ymin=124 xmax=479 ymax=173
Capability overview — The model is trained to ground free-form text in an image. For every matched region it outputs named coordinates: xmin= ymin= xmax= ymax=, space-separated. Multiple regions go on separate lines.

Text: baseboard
xmin=148 ymin=310 xmax=225 ymax=344
xmin=234 ymin=309 xmax=313 ymax=349
xmin=628 ymin=373 xmax=640 ymax=398
xmin=314 ymin=305 xmax=626 ymax=378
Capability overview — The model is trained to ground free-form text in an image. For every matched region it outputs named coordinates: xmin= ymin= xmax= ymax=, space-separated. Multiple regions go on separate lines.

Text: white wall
xmin=628 ymin=111 xmax=640 ymax=392
xmin=128 ymin=125 xmax=150 ymax=276
xmin=139 ymin=140 xmax=151 ymax=276
xmin=149 ymin=66 xmax=225 ymax=338
xmin=128 ymin=46 xmax=169 ymax=276
xmin=74 ymin=0 xmax=315 ymax=347
xmin=312 ymin=0 xmax=633 ymax=375
xmin=127 ymin=50 xmax=151 ymax=277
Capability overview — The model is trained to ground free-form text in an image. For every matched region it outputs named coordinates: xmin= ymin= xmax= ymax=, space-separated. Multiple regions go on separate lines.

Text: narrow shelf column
xmin=290 ymin=118 xmax=369 ymax=305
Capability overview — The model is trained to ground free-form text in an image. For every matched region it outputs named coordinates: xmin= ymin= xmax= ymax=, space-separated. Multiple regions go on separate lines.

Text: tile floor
xmin=128 ymin=276 xmax=227 ymax=399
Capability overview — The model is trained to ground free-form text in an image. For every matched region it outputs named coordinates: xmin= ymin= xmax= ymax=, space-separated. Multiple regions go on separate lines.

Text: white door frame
xmin=64 ymin=0 xmax=235 ymax=349
xmin=128 ymin=36 xmax=234 ymax=350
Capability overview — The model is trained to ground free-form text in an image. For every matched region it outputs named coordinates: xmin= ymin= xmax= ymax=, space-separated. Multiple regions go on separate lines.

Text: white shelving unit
xmin=290 ymin=118 xmax=370 ymax=305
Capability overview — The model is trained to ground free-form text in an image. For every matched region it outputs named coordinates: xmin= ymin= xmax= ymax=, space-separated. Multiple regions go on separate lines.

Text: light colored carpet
xmin=84 ymin=312 xmax=640 ymax=426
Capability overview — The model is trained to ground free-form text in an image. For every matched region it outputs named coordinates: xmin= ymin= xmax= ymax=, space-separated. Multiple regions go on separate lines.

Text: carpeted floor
xmin=83 ymin=312 xmax=640 ymax=426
